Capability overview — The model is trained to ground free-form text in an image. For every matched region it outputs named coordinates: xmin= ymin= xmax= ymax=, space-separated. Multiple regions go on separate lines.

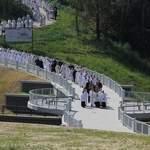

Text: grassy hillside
xmin=0 ymin=122 xmax=149 ymax=150
xmin=0 ymin=3 xmax=150 ymax=92
xmin=0 ymin=66 xmax=47 ymax=104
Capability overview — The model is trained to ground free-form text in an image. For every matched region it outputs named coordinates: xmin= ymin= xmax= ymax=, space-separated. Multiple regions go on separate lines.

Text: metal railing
xmin=29 ymin=88 xmax=70 ymax=111
xmin=0 ymin=53 xmax=81 ymax=127
xmin=63 ymin=98 xmax=83 ymax=128
xmin=118 ymin=104 xmax=150 ymax=134
xmin=2 ymin=47 xmax=150 ymax=130
xmin=124 ymin=91 xmax=150 ymax=102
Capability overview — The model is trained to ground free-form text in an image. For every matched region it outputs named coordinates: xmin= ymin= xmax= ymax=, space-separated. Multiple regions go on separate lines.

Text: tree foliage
xmin=60 ymin=0 xmax=150 ymax=58
xmin=0 ymin=0 xmax=32 ymax=21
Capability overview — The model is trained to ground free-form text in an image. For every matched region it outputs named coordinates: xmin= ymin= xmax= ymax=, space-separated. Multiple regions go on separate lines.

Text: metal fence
xmin=118 ymin=106 xmax=150 ymax=134
xmin=63 ymin=98 xmax=83 ymax=128
xmin=0 ymin=54 xmax=82 ymax=127
xmin=124 ymin=91 xmax=150 ymax=102
xmin=1 ymin=48 xmax=150 ymax=130
xmin=29 ymin=88 xmax=70 ymax=111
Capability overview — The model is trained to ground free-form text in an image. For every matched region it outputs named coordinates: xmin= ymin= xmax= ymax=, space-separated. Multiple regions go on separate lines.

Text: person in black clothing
xmin=85 ymin=79 xmax=90 ymax=103
xmin=35 ymin=57 xmax=44 ymax=69
xmin=39 ymin=58 xmax=44 ymax=69
xmin=53 ymin=6 xmax=57 ymax=20
xmin=35 ymin=57 xmax=40 ymax=66
xmin=68 ymin=63 xmax=75 ymax=70
xmin=58 ymin=60 xmax=63 ymax=67
xmin=72 ymin=68 xmax=77 ymax=83
xmin=51 ymin=60 xmax=57 ymax=72
xmin=95 ymin=79 xmax=103 ymax=92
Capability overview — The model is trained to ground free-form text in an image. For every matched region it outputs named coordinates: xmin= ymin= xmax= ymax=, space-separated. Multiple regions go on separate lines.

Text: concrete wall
xmin=4 ymin=94 xmax=29 ymax=106
xmin=20 ymin=80 xmax=53 ymax=92
xmin=121 ymin=85 xmax=134 ymax=92
xmin=0 ymin=115 xmax=61 ymax=125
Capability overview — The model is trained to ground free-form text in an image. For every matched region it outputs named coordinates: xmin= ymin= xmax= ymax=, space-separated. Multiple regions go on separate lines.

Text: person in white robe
xmin=100 ymin=90 xmax=107 ymax=108
xmin=29 ymin=19 xmax=33 ymax=28
xmin=55 ymin=62 xmax=61 ymax=74
xmin=78 ymin=72 xmax=83 ymax=87
xmin=46 ymin=10 xmax=49 ymax=20
xmin=89 ymin=88 xmax=95 ymax=107
xmin=61 ymin=63 xmax=66 ymax=78
xmin=69 ymin=68 xmax=74 ymax=82
xmin=39 ymin=15 xmax=43 ymax=26
xmin=81 ymin=88 xmax=88 ymax=107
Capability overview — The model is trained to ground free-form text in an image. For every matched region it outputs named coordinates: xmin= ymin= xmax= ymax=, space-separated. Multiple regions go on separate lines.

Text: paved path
xmin=69 ymin=81 xmax=132 ymax=133
xmin=33 ymin=8 xmax=56 ymax=28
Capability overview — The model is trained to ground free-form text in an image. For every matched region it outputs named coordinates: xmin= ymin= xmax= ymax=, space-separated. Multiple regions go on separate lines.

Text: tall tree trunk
xmin=75 ymin=9 xmax=80 ymax=36
xmin=96 ymin=2 xmax=100 ymax=40
xmin=2 ymin=0 xmax=7 ymax=18
xmin=120 ymin=1 xmax=125 ymax=42
xmin=141 ymin=0 xmax=145 ymax=58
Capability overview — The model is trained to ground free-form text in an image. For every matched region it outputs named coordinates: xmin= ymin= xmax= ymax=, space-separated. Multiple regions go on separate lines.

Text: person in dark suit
xmin=35 ymin=57 xmax=40 ymax=66
xmin=53 ymin=6 xmax=57 ymax=20
xmin=39 ymin=58 xmax=44 ymax=68
xmin=73 ymin=68 xmax=77 ymax=83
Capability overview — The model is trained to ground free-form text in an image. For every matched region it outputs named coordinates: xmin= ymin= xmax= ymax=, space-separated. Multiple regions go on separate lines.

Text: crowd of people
xmin=0 ymin=0 xmax=58 ymax=35
xmin=22 ymin=0 xmax=58 ymax=26
xmin=0 ymin=46 xmax=107 ymax=109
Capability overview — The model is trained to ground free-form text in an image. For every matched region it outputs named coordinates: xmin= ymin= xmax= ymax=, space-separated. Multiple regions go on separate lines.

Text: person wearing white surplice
xmin=100 ymin=90 xmax=107 ymax=108
xmin=65 ymin=66 xmax=70 ymax=80
xmin=89 ymin=87 xmax=95 ymax=107
xmin=81 ymin=88 xmax=88 ymax=108
xmin=61 ymin=62 xmax=66 ymax=78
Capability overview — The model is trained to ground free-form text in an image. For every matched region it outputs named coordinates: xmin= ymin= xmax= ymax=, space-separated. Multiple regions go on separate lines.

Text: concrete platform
xmin=70 ymin=82 xmax=132 ymax=133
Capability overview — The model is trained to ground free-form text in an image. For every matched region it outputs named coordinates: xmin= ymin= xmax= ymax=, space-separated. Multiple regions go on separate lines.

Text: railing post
xmin=108 ymin=78 xmax=111 ymax=88
xmin=45 ymin=69 xmax=47 ymax=79
xmin=15 ymin=60 xmax=18 ymax=69
xmin=121 ymin=89 xmax=125 ymax=102
xmin=68 ymin=98 xmax=72 ymax=111
xmin=26 ymin=63 xmax=29 ymax=72
xmin=36 ymin=66 xmax=39 ymax=76
xmin=122 ymin=112 xmax=125 ymax=125
xmin=132 ymin=118 xmax=135 ymax=132
xmin=102 ymin=74 xmax=104 ymax=85
xmin=52 ymin=72 xmax=55 ymax=82
xmin=3 ymin=57 xmax=7 ymax=66
xmin=148 ymin=125 xmax=150 ymax=135
xmin=79 ymin=120 xmax=83 ymax=128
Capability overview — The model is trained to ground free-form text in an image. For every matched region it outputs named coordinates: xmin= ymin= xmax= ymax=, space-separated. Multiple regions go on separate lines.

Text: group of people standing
xmin=23 ymin=0 xmax=58 ymax=27
xmin=0 ymin=15 xmax=33 ymax=35
xmin=81 ymin=88 xmax=107 ymax=109
xmin=0 ymin=0 xmax=58 ymax=35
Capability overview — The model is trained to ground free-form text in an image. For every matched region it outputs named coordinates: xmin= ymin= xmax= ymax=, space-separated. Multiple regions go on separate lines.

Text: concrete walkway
xmin=33 ymin=8 xmax=56 ymax=28
xmin=70 ymin=82 xmax=132 ymax=133
xmin=33 ymin=7 xmax=132 ymax=133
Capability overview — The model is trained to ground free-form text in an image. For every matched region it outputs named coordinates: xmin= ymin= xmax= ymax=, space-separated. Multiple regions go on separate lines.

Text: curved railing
xmin=118 ymin=102 xmax=150 ymax=134
xmin=83 ymin=68 xmax=125 ymax=100
xmin=0 ymin=53 xmax=80 ymax=127
xmin=1 ymin=47 xmax=149 ymax=131
xmin=0 ymin=48 xmax=126 ymax=128
xmin=28 ymin=88 xmax=72 ymax=115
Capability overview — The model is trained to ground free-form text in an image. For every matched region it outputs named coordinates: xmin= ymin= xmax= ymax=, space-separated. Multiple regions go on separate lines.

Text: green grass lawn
xmin=0 ymin=122 xmax=150 ymax=150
